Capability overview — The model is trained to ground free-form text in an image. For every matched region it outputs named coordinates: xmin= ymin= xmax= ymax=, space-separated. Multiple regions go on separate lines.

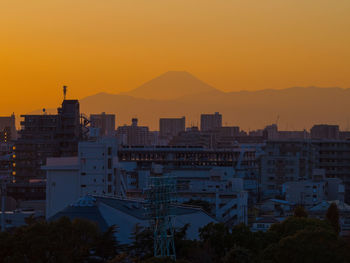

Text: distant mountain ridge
xmin=120 ymin=71 xmax=221 ymax=100
xmin=29 ymin=72 xmax=350 ymax=131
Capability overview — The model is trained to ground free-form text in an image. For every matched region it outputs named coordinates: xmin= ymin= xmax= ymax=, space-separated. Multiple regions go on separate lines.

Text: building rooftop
xmin=309 ymin=200 xmax=350 ymax=212
xmin=48 ymin=195 xmax=217 ymax=244
xmin=254 ymin=216 xmax=280 ymax=224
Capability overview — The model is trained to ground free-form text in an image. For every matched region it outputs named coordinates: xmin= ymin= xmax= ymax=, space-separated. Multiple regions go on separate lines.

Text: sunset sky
xmin=1 ymin=0 xmax=350 ymax=114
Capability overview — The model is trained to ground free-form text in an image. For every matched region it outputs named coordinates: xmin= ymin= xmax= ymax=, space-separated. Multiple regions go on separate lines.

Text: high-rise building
xmin=90 ymin=112 xmax=116 ymax=136
xmin=200 ymin=112 xmax=222 ymax=131
xmin=56 ymin=100 xmax=81 ymax=156
xmin=0 ymin=114 xmax=17 ymax=142
xmin=14 ymin=99 xmax=81 ymax=184
xmin=159 ymin=117 xmax=185 ymax=139
xmin=0 ymin=143 xmax=13 ymax=182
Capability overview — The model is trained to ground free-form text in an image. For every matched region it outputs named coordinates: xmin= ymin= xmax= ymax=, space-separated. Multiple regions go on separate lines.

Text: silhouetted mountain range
xmin=120 ymin=71 xmax=220 ymax=100
xmin=31 ymin=71 xmax=350 ymax=131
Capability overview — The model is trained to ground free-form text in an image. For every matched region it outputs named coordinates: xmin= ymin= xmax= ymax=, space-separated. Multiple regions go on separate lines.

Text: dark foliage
xmin=326 ymin=202 xmax=341 ymax=235
xmin=0 ymin=217 xmax=119 ymax=263
xmin=293 ymin=205 xmax=308 ymax=218
xmin=1 ymin=213 xmax=350 ymax=263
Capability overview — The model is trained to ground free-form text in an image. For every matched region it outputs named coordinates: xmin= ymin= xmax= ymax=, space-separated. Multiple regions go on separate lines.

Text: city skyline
xmin=4 ymin=71 xmax=348 ymax=131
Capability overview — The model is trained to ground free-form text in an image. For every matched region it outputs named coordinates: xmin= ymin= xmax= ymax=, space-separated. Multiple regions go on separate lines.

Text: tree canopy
xmin=1 ymin=211 xmax=350 ymax=263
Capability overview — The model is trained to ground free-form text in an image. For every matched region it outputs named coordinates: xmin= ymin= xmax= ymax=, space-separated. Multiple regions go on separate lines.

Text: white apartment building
xmin=79 ymin=137 xmax=118 ymax=196
xmin=283 ymin=174 xmax=344 ymax=208
xmin=118 ymin=164 xmax=248 ymax=224
xmin=44 ymin=137 xmax=119 ymax=218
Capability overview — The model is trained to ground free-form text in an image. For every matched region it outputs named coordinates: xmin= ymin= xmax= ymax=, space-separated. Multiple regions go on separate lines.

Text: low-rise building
xmin=309 ymin=200 xmax=350 ymax=236
xmin=44 ymin=137 xmax=119 ymax=218
xmin=260 ymin=140 xmax=318 ymax=199
xmin=49 ymin=195 xmax=217 ymax=244
xmin=283 ymin=170 xmax=344 ymax=208
xmin=251 ymin=216 xmax=280 ymax=232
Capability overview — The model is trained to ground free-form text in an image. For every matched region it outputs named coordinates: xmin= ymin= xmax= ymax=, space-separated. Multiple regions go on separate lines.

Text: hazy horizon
xmin=1 ymin=70 xmax=348 ymax=115
xmin=8 ymin=71 xmax=346 ymax=132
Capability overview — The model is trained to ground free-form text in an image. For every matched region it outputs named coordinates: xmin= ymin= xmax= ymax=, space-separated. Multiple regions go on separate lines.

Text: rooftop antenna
xmin=276 ymin=115 xmax=280 ymax=126
xmin=63 ymin=85 xmax=67 ymax=100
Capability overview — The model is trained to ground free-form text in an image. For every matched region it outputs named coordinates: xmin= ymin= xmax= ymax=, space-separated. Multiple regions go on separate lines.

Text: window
xmin=108 ymin=173 xmax=112 ymax=182
xmin=108 ymin=185 xmax=112 ymax=193
xmin=108 ymin=147 xmax=112 ymax=155
xmin=108 ymin=158 xmax=112 ymax=169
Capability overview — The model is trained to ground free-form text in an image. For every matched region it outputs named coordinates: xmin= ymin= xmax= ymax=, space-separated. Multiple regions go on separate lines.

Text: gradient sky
xmin=1 ymin=0 xmax=350 ymax=114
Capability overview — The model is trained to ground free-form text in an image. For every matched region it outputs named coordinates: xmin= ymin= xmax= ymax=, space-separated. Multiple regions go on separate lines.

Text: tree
xmin=223 ymin=246 xmax=253 ymax=263
xmin=261 ymin=215 xmax=350 ymax=263
xmin=94 ymin=225 xmax=119 ymax=261
xmin=268 ymin=217 xmax=333 ymax=240
xmin=129 ymin=223 xmax=153 ymax=260
xmin=0 ymin=217 xmax=119 ymax=263
xmin=141 ymin=257 xmax=174 ymax=263
xmin=230 ymin=224 xmax=256 ymax=251
xmin=141 ymin=257 xmax=191 ymax=263
xmin=262 ymin=229 xmax=349 ymax=263
xmin=293 ymin=205 xmax=308 ymax=218
xmin=326 ymin=202 xmax=340 ymax=235
xmin=199 ymin=223 xmax=233 ymax=263
xmin=107 ymin=253 xmax=128 ymax=263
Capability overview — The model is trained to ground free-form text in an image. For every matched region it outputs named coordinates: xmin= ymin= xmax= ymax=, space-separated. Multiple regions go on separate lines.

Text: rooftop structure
xmin=49 ymin=195 xmax=217 ymax=244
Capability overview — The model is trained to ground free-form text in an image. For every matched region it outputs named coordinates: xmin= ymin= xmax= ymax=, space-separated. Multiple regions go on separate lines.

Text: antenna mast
xmin=63 ymin=85 xmax=67 ymax=100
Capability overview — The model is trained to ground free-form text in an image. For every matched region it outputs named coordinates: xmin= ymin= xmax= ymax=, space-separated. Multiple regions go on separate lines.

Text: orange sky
xmin=1 ymin=0 xmax=350 ymax=115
